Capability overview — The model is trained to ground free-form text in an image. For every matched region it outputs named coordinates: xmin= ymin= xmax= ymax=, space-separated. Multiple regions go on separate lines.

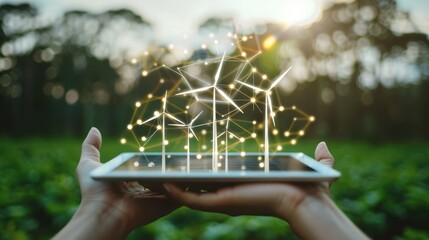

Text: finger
xmin=77 ymin=127 xmax=102 ymax=176
xmin=315 ymin=141 xmax=334 ymax=169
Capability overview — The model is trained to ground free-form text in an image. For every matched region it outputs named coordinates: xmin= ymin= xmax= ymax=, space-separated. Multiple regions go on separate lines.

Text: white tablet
xmin=91 ymin=152 xmax=340 ymax=182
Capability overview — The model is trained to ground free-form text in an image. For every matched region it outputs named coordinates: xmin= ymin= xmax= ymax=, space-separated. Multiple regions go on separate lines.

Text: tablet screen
xmin=113 ymin=153 xmax=315 ymax=172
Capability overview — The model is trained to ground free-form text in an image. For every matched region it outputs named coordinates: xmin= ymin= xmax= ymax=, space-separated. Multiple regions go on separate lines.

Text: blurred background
xmin=1 ymin=0 xmax=428 ymax=239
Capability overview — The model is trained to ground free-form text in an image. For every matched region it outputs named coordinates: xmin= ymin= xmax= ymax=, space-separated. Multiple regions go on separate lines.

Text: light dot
xmin=229 ymin=134 xmax=234 ymax=139
xmin=202 ymin=144 xmax=207 ymax=150
xmin=240 ymin=151 xmax=246 ymax=157
xmin=221 ymin=140 xmax=225 ymax=145
xmin=185 ymin=105 xmax=189 ymax=109
xmin=148 ymin=93 xmax=153 ymax=99
xmin=277 ymin=145 xmax=282 ymax=151
xmin=167 ymin=155 xmax=171 ymax=158
xmin=137 ymin=119 xmax=143 ymax=125
xmin=120 ymin=138 xmax=126 ymax=144
xmin=259 ymin=162 xmax=265 ymax=168
xmin=204 ymin=62 xmax=208 ymax=65
xmin=139 ymin=147 xmax=145 ymax=152
xmin=141 ymin=136 xmax=147 ymax=141
xmin=252 ymin=120 xmax=257 ymax=125
xmin=239 ymin=137 xmax=245 ymax=143
xmin=241 ymin=52 xmax=247 ymax=57
xmin=131 ymin=58 xmax=137 ymax=64
xmin=154 ymin=111 xmax=160 ymax=116
xmin=279 ymin=106 xmax=285 ymax=111
xmin=270 ymin=112 xmax=276 ymax=117
xmin=127 ymin=124 xmax=133 ymax=130
xmin=260 ymin=144 xmax=264 ymax=148
xmin=241 ymin=165 xmax=246 ymax=170
xmin=251 ymin=133 xmax=257 ymax=138
xmin=250 ymin=97 xmax=256 ymax=103
xmin=156 ymin=125 xmax=162 ymax=130
xmin=163 ymin=140 xmax=169 ymax=145
xmin=148 ymin=162 xmax=155 ymax=167
xmin=309 ymin=116 xmax=315 ymax=122
xmin=197 ymin=154 xmax=202 ymax=159
xmin=284 ymin=131 xmax=290 ymax=137
xmin=291 ymin=139 xmax=297 ymax=145
xmin=242 ymin=36 xmax=248 ymax=41
xmin=252 ymin=67 xmax=257 ymax=73
xmin=219 ymin=155 xmax=223 ymax=160
xmin=272 ymin=129 xmax=279 ymax=135
xmin=188 ymin=133 xmax=193 ymax=138
xmin=257 ymin=156 xmax=262 ymax=161
xmin=201 ymin=129 xmax=207 ymax=135
xmin=217 ymin=162 xmax=222 ymax=167
xmin=229 ymin=84 xmax=235 ymax=89
xmin=134 ymin=161 xmax=139 ymax=167
xmin=262 ymin=74 xmax=268 ymax=80
xmin=292 ymin=106 xmax=296 ymax=110
xmin=184 ymin=145 xmax=188 ymax=150
xmin=142 ymin=70 xmax=148 ymax=76
xmin=135 ymin=101 xmax=141 ymax=107
xmin=299 ymin=130 xmax=305 ymax=136
xmin=160 ymin=78 xmax=165 ymax=84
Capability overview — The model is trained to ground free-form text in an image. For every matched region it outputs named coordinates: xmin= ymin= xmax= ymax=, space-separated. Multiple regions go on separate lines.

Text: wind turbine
xmin=176 ymin=52 xmax=243 ymax=172
xmin=169 ymin=111 xmax=203 ymax=172
xmin=235 ymin=66 xmax=292 ymax=172
xmin=142 ymin=91 xmax=184 ymax=172
xmin=215 ymin=117 xmax=240 ymax=172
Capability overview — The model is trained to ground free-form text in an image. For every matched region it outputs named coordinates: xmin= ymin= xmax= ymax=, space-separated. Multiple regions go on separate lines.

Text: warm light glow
xmin=239 ymin=137 xmax=245 ymax=143
xmin=263 ymin=35 xmax=277 ymax=50
xmin=196 ymin=154 xmax=202 ymax=160
xmin=163 ymin=140 xmax=169 ymax=145
xmin=279 ymin=0 xmax=322 ymax=26
xmin=139 ymin=147 xmax=145 ymax=152
xmin=120 ymin=138 xmax=126 ymax=144
xmin=142 ymin=70 xmax=148 ymax=76
xmin=135 ymin=101 xmax=141 ymax=107
xmin=137 ymin=119 xmax=143 ymax=125
xmin=240 ymin=151 xmax=246 ymax=157
xmin=309 ymin=116 xmax=316 ymax=122
xmin=141 ymin=136 xmax=147 ymax=141
xmin=127 ymin=124 xmax=133 ymax=130
xmin=277 ymin=145 xmax=282 ymax=151
xmin=299 ymin=130 xmax=305 ymax=136
xmin=251 ymin=133 xmax=257 ymax=138
xmin=291 ymin=139 xmax=297 ymax=145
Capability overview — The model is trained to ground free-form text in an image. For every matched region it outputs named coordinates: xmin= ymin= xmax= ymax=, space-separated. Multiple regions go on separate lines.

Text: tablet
xmin=91 ymin=152 xmax=340 ymax=182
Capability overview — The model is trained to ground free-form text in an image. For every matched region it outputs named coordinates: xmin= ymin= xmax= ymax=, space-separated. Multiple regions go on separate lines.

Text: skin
xmin=54 ymin=127 xmax=179 ymax=239
xmin=164 ymin=142 xmax=369 ymax=239
xmin=55 ymin=127 xmax=368 ymax=239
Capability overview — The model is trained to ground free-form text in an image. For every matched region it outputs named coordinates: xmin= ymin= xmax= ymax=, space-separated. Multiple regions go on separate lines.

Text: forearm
xmin=54 ymin=203 xmax=130 ymax=240
xmin=284 ymin=194 xmax=369 ymax=240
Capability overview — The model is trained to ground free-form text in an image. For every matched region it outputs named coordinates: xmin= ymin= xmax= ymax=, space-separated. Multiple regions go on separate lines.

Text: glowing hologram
xmin=236 ymin=66 xmax=292 ymax=172
xmin=176 ymin=52 xmax=243 ymax=172
xmin=141 ymin=91 xmax=184 ymax=172
xmin=169 ymin=111 xmax=203 ymax=172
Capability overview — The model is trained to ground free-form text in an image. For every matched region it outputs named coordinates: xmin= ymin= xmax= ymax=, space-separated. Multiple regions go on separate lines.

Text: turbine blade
xmin=235 ymin=80 xmax=265 ymax=92
xmin=268 ymin=66 xmax=292 ymax=91
xmin=176 ymin=86 xmax=212 ymax=95
xmin=216 ymin=88 xmax=243 ymax=113
xmin=165 ymin=113 xmax=185 ymax=124
xmin=142 ymin=115 xmax=158 ymax=124
xmin=163 ymin=91 xmax=167 ymax=111
xmin=190 ymin=128 xmax=199 ymax=141
xmin=214 ymin=52 xmax=226 ymax=86
xmin=229 ymin=132 xmax=240 ymax=140
xmin=169 ymin=124 xmax=186 ymax=127
xmin=190 ymin=111 xmax=204 ymax=125
xmin=267 ymin=96 xmax=276 ymax=126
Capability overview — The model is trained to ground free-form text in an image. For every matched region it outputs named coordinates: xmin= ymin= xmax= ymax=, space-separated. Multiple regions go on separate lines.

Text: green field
xmin=1 ymin=137 xmax=428 ymax=239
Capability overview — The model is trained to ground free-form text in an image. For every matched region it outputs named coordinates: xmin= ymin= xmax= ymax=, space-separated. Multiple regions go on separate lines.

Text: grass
xmin=1 ymin=136 xmax=428 ymax=239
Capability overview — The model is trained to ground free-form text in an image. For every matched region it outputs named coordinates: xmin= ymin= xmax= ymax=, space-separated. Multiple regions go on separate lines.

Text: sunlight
xmin=281 ymin=0 xmax=322 ymax=26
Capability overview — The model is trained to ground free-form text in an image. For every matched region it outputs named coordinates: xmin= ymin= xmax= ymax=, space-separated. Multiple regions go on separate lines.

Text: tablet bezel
xmin=91 ymin=152 xmax=340 ymax=182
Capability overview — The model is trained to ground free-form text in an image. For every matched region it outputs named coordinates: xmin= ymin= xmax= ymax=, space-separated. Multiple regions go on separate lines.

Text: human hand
xmin=163 ymin=142 xmax=334 ymax=218
xmin=55 ymin=128 xmax=179 ymax=239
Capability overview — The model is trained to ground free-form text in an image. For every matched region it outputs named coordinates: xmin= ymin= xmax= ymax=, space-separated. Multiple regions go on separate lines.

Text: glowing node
xmin=221 ymin=140 xmax=225 ymax=145
xmin=141 ymin=136 xmax=147 ymax=141
xmin=270 ymin=112 xmax=276 ymax=117
xmin=201 ymin=129 xmax=207 ymax=135
xmin=252 ymin=120 xmax=257 ymax=125
xmin=240 ymin=151 xmax=246 ymax=157
xmin=217 ymin=162 xmax=222 ymax=167
xmin=284 ymin=131 xmax=290 ymax=137
xmin=291 ymin=139 xmax=297 ymax=145
xmin=279 ymin=106 xmax=285 ymax=111
xmin=154 ymin=111 xmax=160 ymax=116
xmin=227 ymin=32 xmax=232 ymax=37
xmin=257 ymin=156 xmax=262 ymax=161
xmin=204 ymin=62 xmax=208 ymax=65
xmin=260 ymin=144 xmax=264 ymax=148
xmin=120 ymin=138 xmax=126 ymax=144
xmin=292 ymin=106 xmax=296 ymax=110
xmin=184 ymin=145 xmax=188 ymax=150
xmin=252 ymin=67 xmax=257 ymax=73
xmin=259 ymin=162 xmax=265 ymax=168
xmin=242 ymin=36 xmax=248 ymax=41
xmin=229 ymin=84 xmax=235 ymax=89
xmin=309 ymin=116 xmax=316 ymax=122
xmin=185 ymin=105 xmax=189 ymax=109
xmin=196 ymin=154 xmax=202 ymax=160
xmin=239 ymin=137 xmax=245 ymax=143
xmin=147 ymin=93 xmax=153 ymax=99
xmin=188 ymin=133 xmax=193 ymax=138
xmin=220 ymin=120 xmax=225 ymax=126
xmin=134 ymin=161 xmax=139 ymax=167
xmin=127 ymin=124 xmax=133 ymax=130
xmin=219 ymin=155 xmax=223 ymax=160
xmin=277 ymin=145 xmax=282 ymax=151
xmin=142 ymin=70 xmax=148 ymax=77
xmin=263 ymin=35 xmax=277 ymax=50
xmin=202 ymin=144 xmax=207 ymax=150
xmin=241 ymin=165 xmax=246 ymax=170
xmin=250 ymin=97 xmax=256 ymax=103
xmin=229 ymin=134 xmax=234 ymax=139
xmin=135 ymin=101 xmax=141 ymax=108
xmin=201 ymin=44 xmax=207 ymax=49
xmin=167 ymin=155 xmax=171 ymax=158
xmin=262 ymin=74 xmax=268 ymax=80
xmin=184 ymin=110 xmax=188 ymax=114
xmin=160 ymin=78 xmax=165 ymax=84
xmin=299 ymin=130 xmax=305 ymax=136
xmin=258 ymin=123 xmax=263 ymax=129
xmin=131 ymin=58 xmax=137 ymax=64
xmin=137 ymin=119 xmax=143 ymax=125
xmin=148 ymin=162 xmax=155 ymax=167
xmin=293 ymin=117 xmax=297 ymax=121
xmin=273 ymin=129 xmax=279 ymax=135
xmin=251 ymin=133 xmax=257 ymax=138
xmin=139 ymin=146 xmax=145 ymax=152
xmin=241 ymin=52 xmax=247 ymax=57
xmin=163 ymin=140 xmax=169 ymax=145
xmin=156 ymin=125 xmax=162 ymax=130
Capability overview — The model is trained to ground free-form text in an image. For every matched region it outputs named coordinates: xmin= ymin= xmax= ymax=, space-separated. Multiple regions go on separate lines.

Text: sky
xmin=2 ymin=0 xmax=428 ymax=44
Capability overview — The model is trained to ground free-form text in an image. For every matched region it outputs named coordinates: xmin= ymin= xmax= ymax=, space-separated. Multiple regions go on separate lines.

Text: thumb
xmin=315 ymin=141 xmax=334 ymax=169
xmin=78 ymin=127 xmax=102 ymax=174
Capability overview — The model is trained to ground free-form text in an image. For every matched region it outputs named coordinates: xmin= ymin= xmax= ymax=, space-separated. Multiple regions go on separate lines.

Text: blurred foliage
xmin=0 ymin=137 xmax=428 ymax=239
